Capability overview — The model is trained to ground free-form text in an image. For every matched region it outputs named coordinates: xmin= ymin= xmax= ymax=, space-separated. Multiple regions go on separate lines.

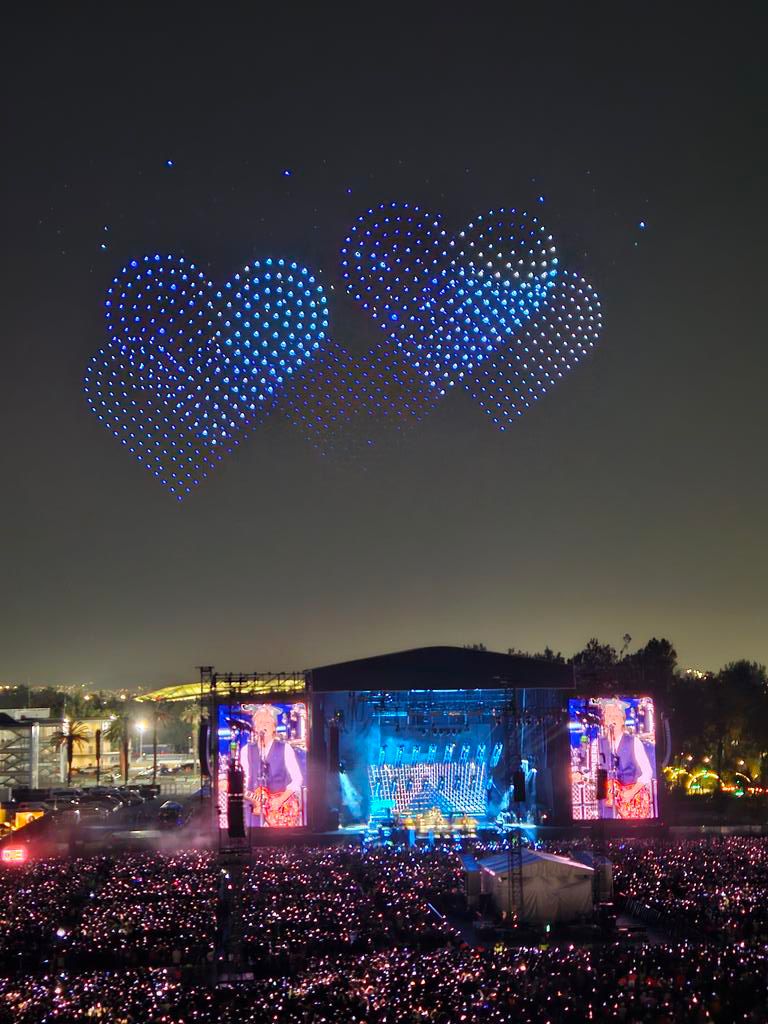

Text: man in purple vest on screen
xmin=239 ymin=704 xmax=304 ymax=827
xmin=597 ymin=699 xmax=654 ymax=820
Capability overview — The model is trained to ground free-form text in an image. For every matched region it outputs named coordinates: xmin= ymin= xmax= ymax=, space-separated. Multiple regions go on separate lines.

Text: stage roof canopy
xmin=309 ymin=646 xmax=574 ymax=693
xmin=139 ymin=647 xmax=574 ymax=702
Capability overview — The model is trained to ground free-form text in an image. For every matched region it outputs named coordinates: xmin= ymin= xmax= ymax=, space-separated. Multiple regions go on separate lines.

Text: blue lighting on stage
xmin=368 ymin=760 xmax=488 ymax=818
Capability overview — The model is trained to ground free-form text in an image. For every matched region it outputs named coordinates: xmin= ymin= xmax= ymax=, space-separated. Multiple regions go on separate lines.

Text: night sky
xmin=2 ymin=5 xmax=766 ymax=689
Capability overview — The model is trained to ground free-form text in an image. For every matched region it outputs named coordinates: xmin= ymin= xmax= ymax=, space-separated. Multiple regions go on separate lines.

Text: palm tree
xmin=50 ymin=721 xmax=91 ymax=786
xmin=94 ymin=727 xmax=103 ymax=786
xmin=105 ymin=715 xmax=131 ymax=784
xmin=150 ymin=705 xmax=171 ymax=786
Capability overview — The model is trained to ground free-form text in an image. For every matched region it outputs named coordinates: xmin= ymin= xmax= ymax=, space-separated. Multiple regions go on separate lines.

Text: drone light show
xmin=84 ymin=204 xmax=602 ymax=495
xmin=83 ymin=256 xmax=327 ymax=499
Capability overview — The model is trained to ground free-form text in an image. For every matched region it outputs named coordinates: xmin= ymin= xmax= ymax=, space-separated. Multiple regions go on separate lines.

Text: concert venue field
xmin=4 ymin=648 xmax=768 ymax=1022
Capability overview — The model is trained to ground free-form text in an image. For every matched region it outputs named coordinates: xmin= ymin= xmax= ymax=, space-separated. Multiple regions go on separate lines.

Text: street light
xmin=136 ymin=721 xmax=146 ymax=758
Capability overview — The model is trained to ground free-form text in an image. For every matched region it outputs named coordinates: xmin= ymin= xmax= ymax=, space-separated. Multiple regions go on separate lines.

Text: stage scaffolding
xmin=135 ymin=648 xmax=668 ymax=852
xmin=134 ymin=650 xmax=583 ymax=840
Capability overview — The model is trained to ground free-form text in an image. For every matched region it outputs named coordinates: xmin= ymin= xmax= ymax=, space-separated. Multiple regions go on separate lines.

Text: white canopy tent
xmin=478 ymin=849 xmax=594 ymax=925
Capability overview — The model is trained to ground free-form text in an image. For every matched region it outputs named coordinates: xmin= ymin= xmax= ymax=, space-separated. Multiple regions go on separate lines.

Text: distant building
xmin=0 ymin=711 xmax=123 ymax=792
xmin=0 ymin=709 xmax=64 ymax=790
xmin=69 ymin=718 xmax=119 ymax=771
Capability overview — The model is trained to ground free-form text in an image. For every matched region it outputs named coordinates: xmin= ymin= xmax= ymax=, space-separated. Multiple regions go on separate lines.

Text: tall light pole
xmin=136 ymin=721 xmax=146 ymax=759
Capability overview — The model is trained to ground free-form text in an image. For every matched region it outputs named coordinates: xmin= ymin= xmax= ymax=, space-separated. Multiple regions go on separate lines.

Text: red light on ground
xmin=1 ymin=847 xmax=28 ymax=864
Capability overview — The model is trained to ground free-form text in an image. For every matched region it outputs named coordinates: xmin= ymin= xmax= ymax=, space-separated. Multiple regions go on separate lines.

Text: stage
xmin=136 ymin=646 xmax=668 ymax=847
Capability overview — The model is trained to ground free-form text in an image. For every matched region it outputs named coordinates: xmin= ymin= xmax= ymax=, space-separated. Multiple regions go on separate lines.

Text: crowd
xmin=238 ymin=845 xmax=461 ymax=967
xmin=0 ymin=851 xmax=218 ymax=972
xmin=3 ymin=839 xmax=768 ymax=1021
xmin=72 ymin=850 xmax=219 ymax=967
xmin=3 ymin=942 xmax=768 ymax=1022
xmin=0 ymin=856 xmax=112 ymax=971
xmin=0 ymin=846 xmax=462 ymax=976
xmin=608 ymin=836 xmax=768 ymax=942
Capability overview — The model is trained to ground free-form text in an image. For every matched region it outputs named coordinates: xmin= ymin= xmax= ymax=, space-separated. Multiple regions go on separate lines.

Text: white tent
xmin=478 ymin=849 xmax=594 ymax=925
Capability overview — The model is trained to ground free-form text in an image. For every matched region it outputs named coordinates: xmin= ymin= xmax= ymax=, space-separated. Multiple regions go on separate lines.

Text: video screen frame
xmin=216 ymin=697 xmax=309 ymax=830
xmin=568 ymin=695 xmax=659 ymax=821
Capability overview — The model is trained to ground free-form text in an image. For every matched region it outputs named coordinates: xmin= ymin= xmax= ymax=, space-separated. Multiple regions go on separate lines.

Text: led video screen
xmin=569 ymin=696 xmax=658 ymax=821
xmin=217 ymin=700 xmax=307 ymax=829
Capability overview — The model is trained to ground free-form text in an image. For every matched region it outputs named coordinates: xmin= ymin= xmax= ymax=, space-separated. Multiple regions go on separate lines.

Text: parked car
xmin=114 ymin=789 xmax=144 ymax=806
xmin=157 ymin=801 xmax=187 ymax=828
xmin=48 ymin=792 xmax=81 ymax=809
xmin=13 ymin=802 xmax=49 ymax=815
xmin=73 ymin=805 xmax=111 ymax=822
xmin=89 ymin=786 xmax=131 ymax=798
xmin=77 ymin=793 xmax=122 ymax=813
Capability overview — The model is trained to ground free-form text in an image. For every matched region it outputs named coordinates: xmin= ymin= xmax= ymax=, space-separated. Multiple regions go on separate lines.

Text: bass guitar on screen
xmin=245 ymin=787 xmax=301 ymax=828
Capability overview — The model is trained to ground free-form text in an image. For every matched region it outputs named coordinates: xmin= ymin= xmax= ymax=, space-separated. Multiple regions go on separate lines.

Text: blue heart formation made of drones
xmin=84 ymin=202 xmax=603 ymax=499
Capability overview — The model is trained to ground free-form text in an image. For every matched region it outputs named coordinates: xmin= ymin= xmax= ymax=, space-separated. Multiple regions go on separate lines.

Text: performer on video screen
xmin=239 ymin=705 xmax=304 ymax=827
xmin=598 ymin=700 xmax=653 ymax=819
